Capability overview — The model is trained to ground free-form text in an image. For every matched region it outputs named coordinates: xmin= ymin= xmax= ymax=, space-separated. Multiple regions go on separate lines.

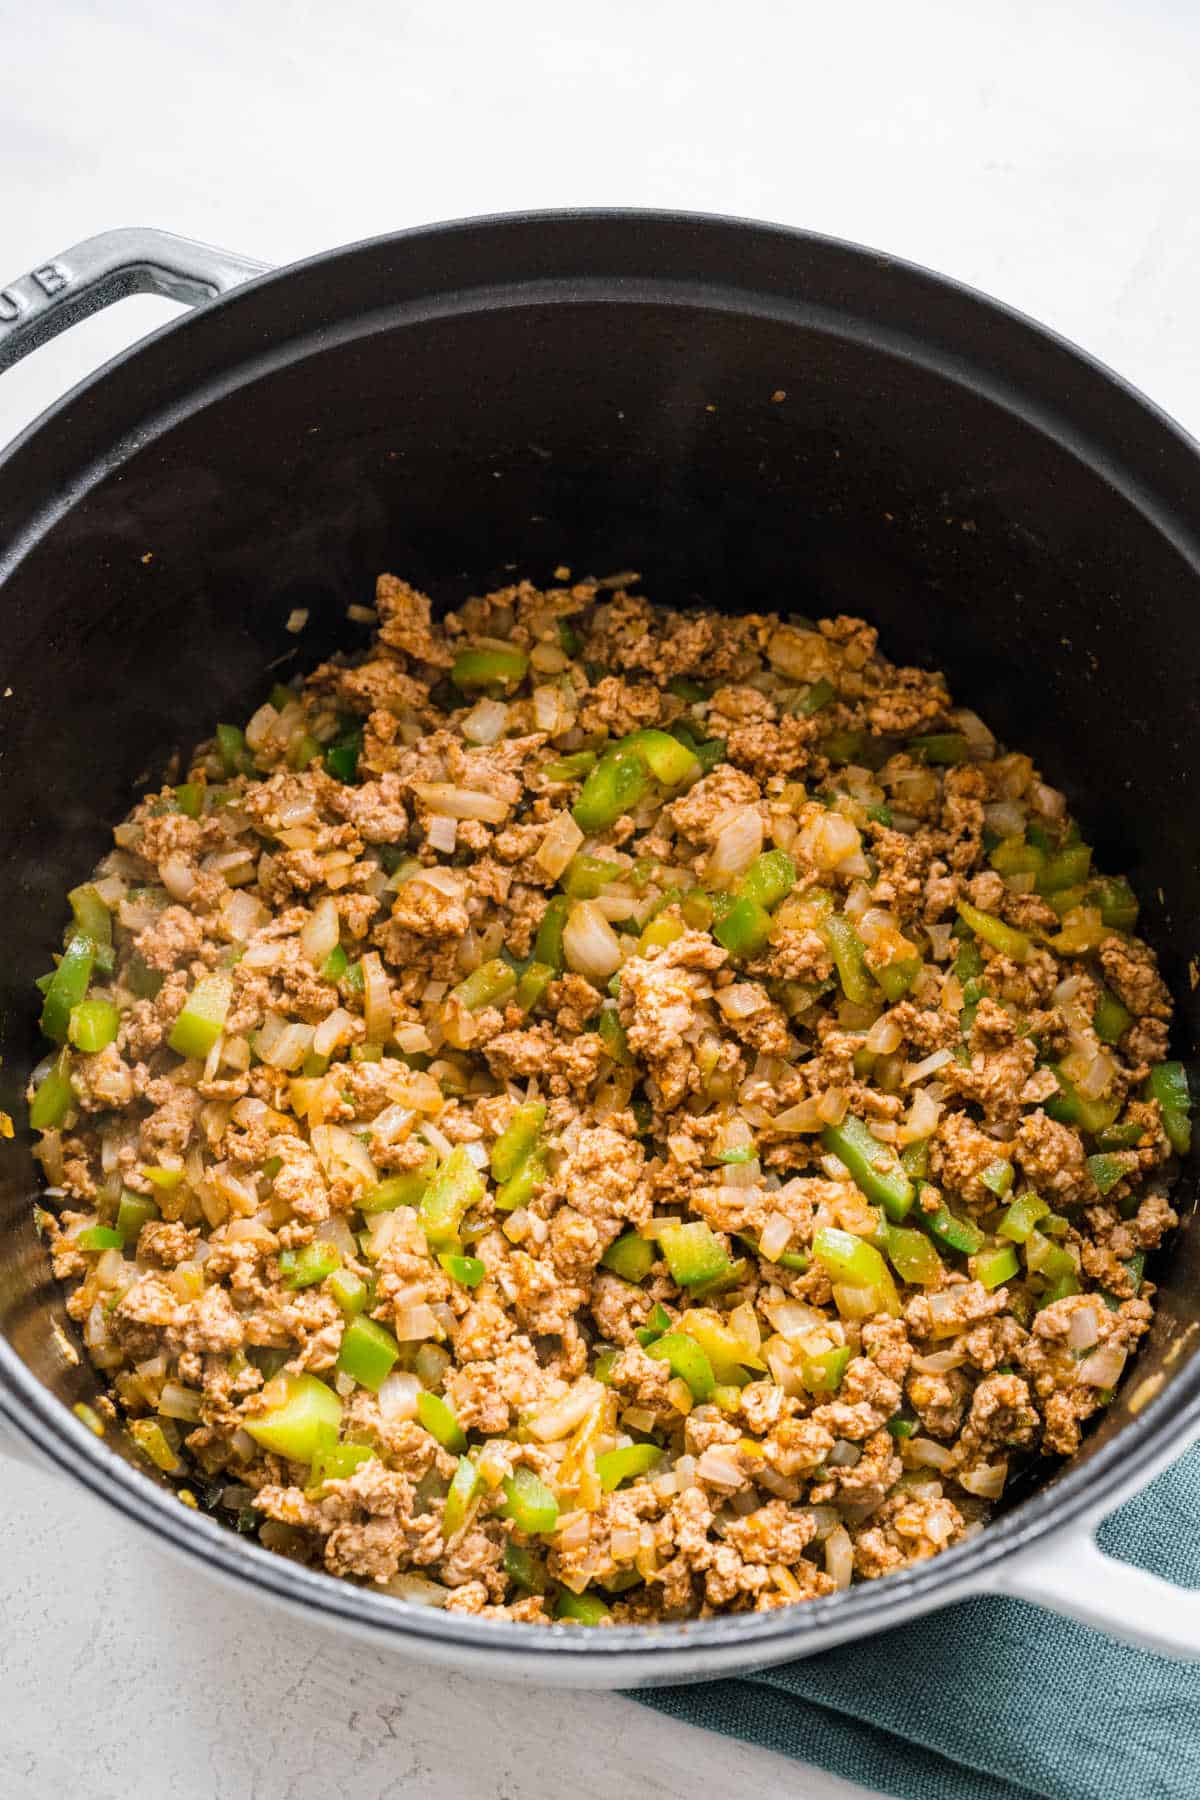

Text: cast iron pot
xmin=1 ymin=212 xmax=1198 ymax=1684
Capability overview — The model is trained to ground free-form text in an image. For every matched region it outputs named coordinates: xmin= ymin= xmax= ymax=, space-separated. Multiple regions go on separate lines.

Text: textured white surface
xmin=3 ymin=3 xmax=1200 ymax=1795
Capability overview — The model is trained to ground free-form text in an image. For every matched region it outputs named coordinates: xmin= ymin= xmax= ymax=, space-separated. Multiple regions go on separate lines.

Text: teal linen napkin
xmin=635 ymin=1446 xmax=1200 ymax=1800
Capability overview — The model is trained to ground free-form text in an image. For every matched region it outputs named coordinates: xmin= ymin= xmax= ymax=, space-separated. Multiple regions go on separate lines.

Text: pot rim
xmin=2 ymin=206 xmax=1198 ymax=1672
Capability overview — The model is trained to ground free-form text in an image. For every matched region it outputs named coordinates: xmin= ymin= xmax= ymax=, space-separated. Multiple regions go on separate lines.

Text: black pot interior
xmin=1 ymin=214 xmax=1196 ymax=1535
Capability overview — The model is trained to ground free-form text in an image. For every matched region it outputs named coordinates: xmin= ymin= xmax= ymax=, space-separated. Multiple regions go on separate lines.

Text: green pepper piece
xmin=689 ymin=1255 xmax=749 ymax=1300
xmin=439 ymin=1251 xmax=486 ymax=1288
xmin=1144 ymin=1061 xmax=1192 ymax=1155
xmin=593 ymin=1347 xmax=620 ymax=1385
xmin=29 ymin=1051 xmax=74 ymax=1130
xmin=215 ymin=723 xmax=249 ymax=776
xmin=1024 ymin=1231 xmax=1077 ymax=1281
xmin=122 ymin=954 xmax=162 ymax=1002
xmin=504 ymin=1540 xmax=548 ymax=1591
xmin=822 ymin=913 xmax=876 ymax=1004
xmin=116 ymin=1191 xmax=159 ymax=1241
xmin=541 ymin=750 xmax=598 ymax=783
xmin=451 ymin=645 xmax=529 ymax=691
xmin=500 ymin=1464 xmax=559 ymax=1534
xmin=713 ymin=895 xmax=773 ymax=958
xmin=692 ymin=736 xmax=726 ymax=775
xmin=495 ymin=1150 xmax=547 ymax=1212
xmin=955 ymin=899 xmax=1031 ymax=964
xmin=925 ymin=1205 xmax=985 ymax=1256
xmin=1093 ymin=989 xmax=1133 ymax=1046
xmin=450 ymin=958 xmax=518 ymax=1012
xmin=873 ymin=956 xmax=923 ymax=1003
xmin=68 ymin=883 xmax=113 ymax=950
xmin=328 ymin=1268 xmax=370 ymax=1316
xmin=906 ymin=732 xmax=969 ymax=765
xmin=1086 ymin=1152 xmax=1130 ymax=1196
xmin=130 ymin=1418 xmax=182 ymax=1473
xmin=324 ymin=725 xmax=363 ymax=783
xmin=40 ymin=934 xmax=94 ymax=1044
xmin=822 ymin=1116 xmax=915 ymax=1222
xmin=77 ymin=1225 xmax=125 ymax=1252
xmin=736 ymin=849 xmax=797 ymax=911
xmin=998 ymin=1192 xmax=1050 ymax=1243
xmin=572 ymin=751 xmax=650 ymax=833
xmin=359 ymin=1163 xmax=434 ymax=1213
xmin=800 ymin=1345 xmax=852 ymax=1393
xmin=511 ymin=960 xmax=553 ymax=1015
xmin=953 ymin=936 xmax=985 ymax=984
xmin=656 ymin=1220 xmax=730 ymax=1288
xmin=668 ymin=674 xmax=708 ymax=703
xmin=287 ymin=732 xmax=322 ymax=772
xmin=561 ymin=854 xmax=624 ymax=899
xmin=1045 ymin=1068 xmax=1120 ymax=1136
xmin=616 ymin=728 xmax=700 ymax=787
xmin=634 ymin=1302 xmax=672 ymax=1347
xmin=812 ymin=1226 xmax=901 ymax=1314
xmin=600 ymin=1232 xmax=655 ymax=1284
xmin=1036 ymin=843 xmax=1093 ymax=894
xmin=280 ymin=1241 xmax=342 ymax=1290
xmin=491 ymin=1102 xmax=547 ymax=1182
xmin=442 ymin=1455 xmax=484 ymax=1538
xmin=879 ymin=1224 xmax=943 ymax=1286
xmin=67 ymin=997 xmax=120 ymax=1054
xmin=644 ymin=1332 xmax=716 ymax=1401
xmin=595 ymin=1443 xmax=663 ymax=1492
xmin=886 ymin=1414 xmax=918 ymax=1440
xmin=1124 ymin=1250 xmax=1146 ymax=1292
xmin=900 ymin=1139 xmax=931 ymax=1181
xmin=597 ymin=1008 xmax=633 ymax=1066
xmin=989 ymin=838 xmax=1046 ymax=879
xmin=1094 ymin=1120 xmax=1143 ymax=1152
xmin=417 ymin=1390 xmax=468 ymax=1454
xmin=797 ymin=676 xmax=836 ymax=716
xmin=555 ymin=1589 xmax=611 ymax=1624
xmin=244 ymin=1373 xmax=342 ymax=1462
xmin=167 ymin=972 xmax=233 ymax=1060
xmin=821 ymin=728 xmax=867 ymax=764
xmin=970 ymin=1243 xmax=1020 ymax=1290
xmin=1037 ymin=1270 xmax=1082 ymax=1307
xmin=307 ymin=1441 xmax=375 ymax=1493
xmin=1088 ymin=875 xmax=1139 ymax=931
xmin=419 ymin=1145 xmax=487 ymax=1246
xmin=866 ymin=803 xmax=893 ymax=827
xmin=336 ymin=1317 xmax=400 ymax=1391
xmin=170 ymin=781 xmax=203 ymax=819
xmin=980 ymin=1157 xmax=1014 ymax=1199
xmin=534 ymin=896 xmax=570 ymax=971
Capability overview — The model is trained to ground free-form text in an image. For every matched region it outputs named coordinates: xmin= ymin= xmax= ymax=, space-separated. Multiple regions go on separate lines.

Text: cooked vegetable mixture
xmin=31 ymin=573 xmax=1190 ymax=1621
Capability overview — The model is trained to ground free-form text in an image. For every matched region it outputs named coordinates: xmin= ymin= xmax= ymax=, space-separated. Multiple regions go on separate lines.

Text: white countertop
xmin=4 ymin=4 xmax=1200 ymax=1796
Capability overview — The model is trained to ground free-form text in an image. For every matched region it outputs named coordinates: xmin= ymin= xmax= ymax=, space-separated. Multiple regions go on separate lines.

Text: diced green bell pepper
xmin=635 ymin=1302 xmax=672 ymax=1348
xmin=541 ymin=750 xmax=598 ymax=783
xmin=1024 ymin=1230 xmax=1077 ymax=1282
xmin=500 ymin=1464 xmax=559 ymax=1534
xmin=873 ymin=956 xmax=922 ymax=1003
xmin=68 ymin=883 xmax=113 ymax=950
xmin=906 ymin=732 xmax=969 ymax=765
xmin=41 ymin=934 xmax=94 ymax=1044
xmin=645 ymin=1332 xmax=716 ymax=1401
xmin=1144 ymin=1061 xmax=1192 ymax=1156
xmin=812 ymin=1226 xmax=901 ymax=1314
xmin=438 ymin=1251 xmax=486 ymax=1288
xmin=823 ymin=913 xmax=876 ymax=1004
xmin=1087 ymin=1152 xmax=1131 ymax=1196
xmin=1093 ymin=989 xmax=1133 ymax=1045
xmin=280 ymin=1241 xmax=341 ymax=1290
xmin=990 ymin=837 xmax=1045 ymax=879
xmin=998 ymin=1192 xmax=1050 ymax=1243
xmin=600 ymin=1232 xmax=655 ymax=1284
xmin=495 ymin=1150 xmax=547 ymax=1212
xmin=713 ymin=896 xmax=773 ymax=958
xmin=419 ymin=1145 xmax=486 ymax=1247
xmin=442 ymin=1455 xmax=484 ymax=1538
xmin=68 ymin=998 xmax=120 ymax=1053
xmin=925 ymin=1205 xmax=985 ymax=1256
xmin=879 ymin=1224 xmax=944 ymax=1286
xmin=516 ymin=960 xmax=556 ymax=1013
xmin=800 ymin=1345 xmax=852 ymax=1393
xmin=737 ymin=849 xmax=797 ymax=911
xmin=77 ymin=1225 xmax=124 ymax=1251
xmin=491 ymin=1102 xmax=546 ymax=1182
xmin=216 ymin=723 xmax=249 ymax=775
xmin=324 ymin=724 xmax=363 ymax=783
xmin=328 ymin=1268 xmax=370 ymax=1316
xmin=1044 ymin=1068 xmax=1120 ymax=1136
xmin=308 ymin=1441 xmax=376 ymax=1492
xmin=980 ymin=1157 xmax=1014 ymax=1198
xmin=336 ymin=1316 xmax=400 ymax=1391
xmin=450 ymin=958 xmax=517 ymax=1012
xmin=822 ymin=1115 xmax=915 ymax=1222
xmin=595 ymin=1443 xmax=663 ymax=1491
xmin=970 ymin=1243 xmax=1020 ymax=1290
xmin=616 ymin=728 xmax=700 ymax=787
xmin=797 ymin=676 xmax=836 ymax=716
xmin=597 ymin=1008 xmax=633 ymax=1065
xmin=244 ymin=1373 xmax=342 ymax=1462
xmin=321 ymin=943 xmax=349 ymax=983
xmin=561 ymin=854 xmax=624 ymax=899
xmin=1089 ymin=874 xmax=1138 ymax=931
xmin=534 ymin=896 xmax=570 ymax=971
xmin=417 ymin=1390 xmax=468 ymax=1454
xmin=555 ymin=1589 xmax=611 ymax=1624
xmin=1036 ymin=843 xmax=1092 ymax=894
xmin=656 ymin=1220 xmax=730 ymax=1288
xmin=572 ymin=751 xmax=650 ymax=833
xmin=359 ymin=1163 xmax=435 ymax=1213
xmin=29 ymin=1051 xmax=74 ymax=1130
xmin=504 ymin=1540 xmax=548 ymax=1591
xmin=451 ymin=645 xmax=529 ymax=691
xmin=168 ymin=972 xmax=233 ymax=1059
xmin=955 ymin=899 xmax=1031 ymax=964
xmin=131 ymin=1418 xmax=182 ymax=1473
xmin=116 ymin=1191 xmax=159 ymax=1240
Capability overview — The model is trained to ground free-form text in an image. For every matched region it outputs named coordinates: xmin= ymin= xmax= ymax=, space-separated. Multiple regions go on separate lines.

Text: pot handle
xmin=993 ymin=1487 xmax=1200 ymax=1659
xmin=0 ymin=227 xmax=270 ymax=373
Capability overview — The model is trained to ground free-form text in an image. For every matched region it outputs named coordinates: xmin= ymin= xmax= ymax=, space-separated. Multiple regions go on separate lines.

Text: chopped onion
xmin=158 ymin=1382 xmax=204 ymax=1423
xmin=1033 ymin=781 xmax=1066 ymax=820
xmin=161 ymin=855 xmax=195 ymax=902
xmin=384 ymin=1572 xmax=450 ymax=1607
xmin=257 ymin=1020 xmax=314 ymax=1072
xmin=427 ymin=814 xmax=458 ymax=853
xmin=827 ymin=1439 xmax=861 ymax=1468
xmin=312 ymin=1007 xmax=356 ymax=1057
xmin=904 ymin=1048 xmax=953 ymax=1086
xmin=1077 ymin=1343 xmax=1128 ymax=1388
xmin=563 ymin=901 xmax=622 ymax=982
xmin=412 ymin=782 xmax=508 ymax=822
xmin=536 ymin=814 xmax=589 ymax=882
xmin=362 ymin=951 xmax=393 ymax=1044
xmin=315 ymin=1214 xmax=359 ymax=1258
xmin=911 ymin=1349 xmax=965 ymax=1374
xmin=299 ymin=896 xmax=340 ymax=966
xmin=907 ymin=1437 xmax=956 ymax=1471
xmin=899 ymin=1087 xmax=941 ymax=1144
xmin=244 ymin=702 xmax=278 ymax=751
xmin=951 ymin=708 xmax=996 ymax=760
xmin=311 ymin=1124 xmax=377 ymax=1188
xmin=715 ymin=983 xmax=767 ymax=1021
xmin=526 ymin=1379 xmax=603 ymax=1443
xmin=695 ymin=1447 xmax=745 ymax=1490
xmin=706 ymin=807 xmax=764 ymax=884
xmin=223 ymin=889 xmax=270 ymax=941
xmin=799 ymin=809 xmax=860 ymax=873
xmin=767 ymin=1097 xmax=824 ymax=1134
xmin=460 ymin=698 xmax=509 ymax=745
xmin=393 ymin=1303 xmax=440 ymax=1342
xmin=865 ymin=1014 xmax=903 ymax=1055
xmin=1067 ymin=1306 xmax=1102 ymax=1352
xmin=759 ymin=1212 xmax=794 ymax=1261
xmin=925 ymin=922 xmax=954 ymax=960
xmin=767 ymin=1300 xmax=833 ymax=1339
xmin=957 ymin=1460 xmax=1008 ymax=1498
xmin=825 ymin=1523 xmax=854 ymax=1590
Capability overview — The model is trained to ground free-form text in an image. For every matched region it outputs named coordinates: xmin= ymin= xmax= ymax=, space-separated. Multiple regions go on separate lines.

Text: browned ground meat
xmin=31 ymin=570 xmax=1184 ymax=1624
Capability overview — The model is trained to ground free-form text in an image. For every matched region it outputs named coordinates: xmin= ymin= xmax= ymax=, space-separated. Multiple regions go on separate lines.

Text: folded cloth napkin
xmin=635 ymin=1446 xmax=1200 ymax=1800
